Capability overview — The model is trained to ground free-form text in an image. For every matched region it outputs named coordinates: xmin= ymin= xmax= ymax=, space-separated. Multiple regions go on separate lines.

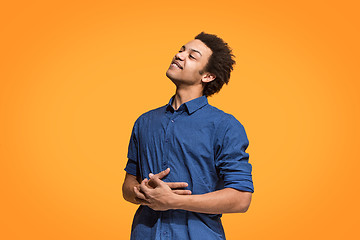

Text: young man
xmin=122 ymin=32 xmax=254 ymax=240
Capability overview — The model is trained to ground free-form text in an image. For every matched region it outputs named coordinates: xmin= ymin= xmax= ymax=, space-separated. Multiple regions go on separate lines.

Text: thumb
xmin=155 ymin=168 xmax=170 ymax=180
xmin=149 ymin=175 xmax=165 ymax=187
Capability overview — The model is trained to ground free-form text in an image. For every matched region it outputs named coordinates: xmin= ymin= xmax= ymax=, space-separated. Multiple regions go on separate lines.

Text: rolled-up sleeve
xmin=214 ymin=115 xmax=254 ymax=193
xmin=124 ymin=118 xmax=139 ymax=176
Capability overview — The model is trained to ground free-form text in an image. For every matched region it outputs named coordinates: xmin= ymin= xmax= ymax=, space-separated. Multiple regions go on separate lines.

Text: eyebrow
xmin=181 ymin=45 xmax=202 ymax=56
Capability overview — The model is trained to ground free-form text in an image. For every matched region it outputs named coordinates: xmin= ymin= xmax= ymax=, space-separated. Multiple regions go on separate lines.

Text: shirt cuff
xmin=124 ymin=158 xmax=137 ymax=176
xmin=223 ymin=174 xmax=254 ymax=193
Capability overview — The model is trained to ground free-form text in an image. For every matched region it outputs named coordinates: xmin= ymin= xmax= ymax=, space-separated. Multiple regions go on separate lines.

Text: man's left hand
xmin=133 ymin=175 xmax=181 ymax=211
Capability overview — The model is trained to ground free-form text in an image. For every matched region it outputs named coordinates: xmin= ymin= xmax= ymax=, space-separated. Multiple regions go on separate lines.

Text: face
xmin=166 ymin=39 xmax=215 ymax=86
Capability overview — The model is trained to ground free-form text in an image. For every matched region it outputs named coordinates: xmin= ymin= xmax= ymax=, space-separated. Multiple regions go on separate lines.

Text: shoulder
xmin=206 ymin=106 xmax=248 ymax=146
xmin=206 ymin=104 xmax=245 ymax=129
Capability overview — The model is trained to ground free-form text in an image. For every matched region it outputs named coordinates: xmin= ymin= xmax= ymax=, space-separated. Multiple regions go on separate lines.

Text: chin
xmin=166 ymin=72 xmax=181 ymax=86
xmin=166 ymin=70 xmax=176 ymax=80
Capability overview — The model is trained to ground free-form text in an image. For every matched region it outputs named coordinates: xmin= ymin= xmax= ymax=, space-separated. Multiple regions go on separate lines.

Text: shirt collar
xmin=166 ymin=94 xmax=208 ymax=115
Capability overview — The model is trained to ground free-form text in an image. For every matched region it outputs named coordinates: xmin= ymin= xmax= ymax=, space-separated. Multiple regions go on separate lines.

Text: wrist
xmin=170 ymin=193 xmax=187 ymax=210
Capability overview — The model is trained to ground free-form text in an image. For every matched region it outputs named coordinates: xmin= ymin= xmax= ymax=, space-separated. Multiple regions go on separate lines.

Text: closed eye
xmin=178 ymin=50 xmax=196 ymax=59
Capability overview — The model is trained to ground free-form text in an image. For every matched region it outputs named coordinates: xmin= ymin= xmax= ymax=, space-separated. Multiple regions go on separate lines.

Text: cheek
xmin=186 ymin=65 xmax=202 ymax=76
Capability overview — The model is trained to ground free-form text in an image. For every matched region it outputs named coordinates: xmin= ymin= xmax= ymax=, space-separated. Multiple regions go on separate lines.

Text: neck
xmin=172 ymin=86 xmax=203 ymax=111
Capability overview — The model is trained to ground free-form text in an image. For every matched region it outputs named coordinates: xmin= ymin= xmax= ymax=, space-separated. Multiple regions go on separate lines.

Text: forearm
xmin=123 ymin=185 xmax=140 ymax=204
xmin=122 ymin=173 xmax=141 ymax=205
xmin=173 ymin=188 xmax=252 ymax=214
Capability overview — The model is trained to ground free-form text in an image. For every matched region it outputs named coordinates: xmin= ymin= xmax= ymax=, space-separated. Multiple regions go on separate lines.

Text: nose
xmin=175 ymin=51 xmax=185 ymax=61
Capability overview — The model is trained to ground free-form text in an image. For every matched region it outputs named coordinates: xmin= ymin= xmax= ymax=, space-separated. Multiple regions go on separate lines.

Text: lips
xmin=171 ymin=60 xmax=183 ymax=69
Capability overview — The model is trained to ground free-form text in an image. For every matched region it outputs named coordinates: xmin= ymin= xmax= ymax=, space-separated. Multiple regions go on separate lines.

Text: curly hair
xmin=195 ymin=32 xmax=236 ymax=97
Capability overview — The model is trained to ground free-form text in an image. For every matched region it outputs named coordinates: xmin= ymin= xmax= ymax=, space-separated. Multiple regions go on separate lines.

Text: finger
xmin=135 ymin=184 xmax=142 ymax=192
xmin=148 ymin=175 xmax=166 ymax=188
xmin=172 ymin=189 xmax=192 ymax=195
xmin=139 ymin=178 xmax=151 ymax=195
xmin=147 ymin=178 xmax=157 ymax=188
xmin=154 ymin=168 xmax=170 ymax=180
xmin=148 ymin=178 xmax=170 ymax=189
xmin=134 ymin=186 xmax=147 ymax=200
xmin=166 ymin=182 xmax=189 ymax=189
xmin=144 ymin=179 xmax=153 ymax=189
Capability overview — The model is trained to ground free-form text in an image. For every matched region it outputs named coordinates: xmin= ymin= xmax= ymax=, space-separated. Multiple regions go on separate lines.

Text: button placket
xmin=163 ymin=116 xmax=174 ymax=169
xmin=162 ymin=111 xmax=183 ymax=170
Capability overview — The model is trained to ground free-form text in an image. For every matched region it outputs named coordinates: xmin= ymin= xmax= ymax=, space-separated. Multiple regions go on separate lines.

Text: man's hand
xmin=135 ymin=168 xmax=192 ymax=195
xmin=125 ymin=167 xmax=252 ymax=214
xmin=123 ymin=168 xmax=191 ymax=205
xmin=134 ymin=174 xmax=181 ymax=211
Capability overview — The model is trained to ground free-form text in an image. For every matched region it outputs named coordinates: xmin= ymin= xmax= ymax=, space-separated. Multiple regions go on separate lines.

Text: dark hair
xmin=195 ymin=32 xmax=236 ymax=97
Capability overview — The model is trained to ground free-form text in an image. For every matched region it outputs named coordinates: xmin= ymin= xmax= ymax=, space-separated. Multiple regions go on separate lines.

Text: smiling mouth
xmin=171 ymin=61 xmax=183 ymax=69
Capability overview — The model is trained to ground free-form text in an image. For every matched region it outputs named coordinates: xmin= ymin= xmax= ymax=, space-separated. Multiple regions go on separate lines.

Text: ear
xmin=201 ymin=72 xmax=216 ymax=83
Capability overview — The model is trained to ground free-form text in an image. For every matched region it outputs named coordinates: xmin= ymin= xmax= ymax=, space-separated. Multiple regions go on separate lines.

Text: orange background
xmin=1 ymin=1 xmax=359 ymax=239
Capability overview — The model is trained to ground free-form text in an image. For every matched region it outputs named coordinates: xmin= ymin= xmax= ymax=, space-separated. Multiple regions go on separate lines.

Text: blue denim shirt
xmin=125 ymin=94 xmax=254 ymax=240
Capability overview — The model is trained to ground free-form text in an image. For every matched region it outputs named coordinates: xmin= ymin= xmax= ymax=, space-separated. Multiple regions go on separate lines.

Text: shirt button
xmin=171 ymin=120 xmax=174 ymax=122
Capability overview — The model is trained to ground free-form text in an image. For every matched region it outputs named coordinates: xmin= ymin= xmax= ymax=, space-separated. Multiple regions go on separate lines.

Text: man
xmin=122 ymin=32 xmax=254 ymax=240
